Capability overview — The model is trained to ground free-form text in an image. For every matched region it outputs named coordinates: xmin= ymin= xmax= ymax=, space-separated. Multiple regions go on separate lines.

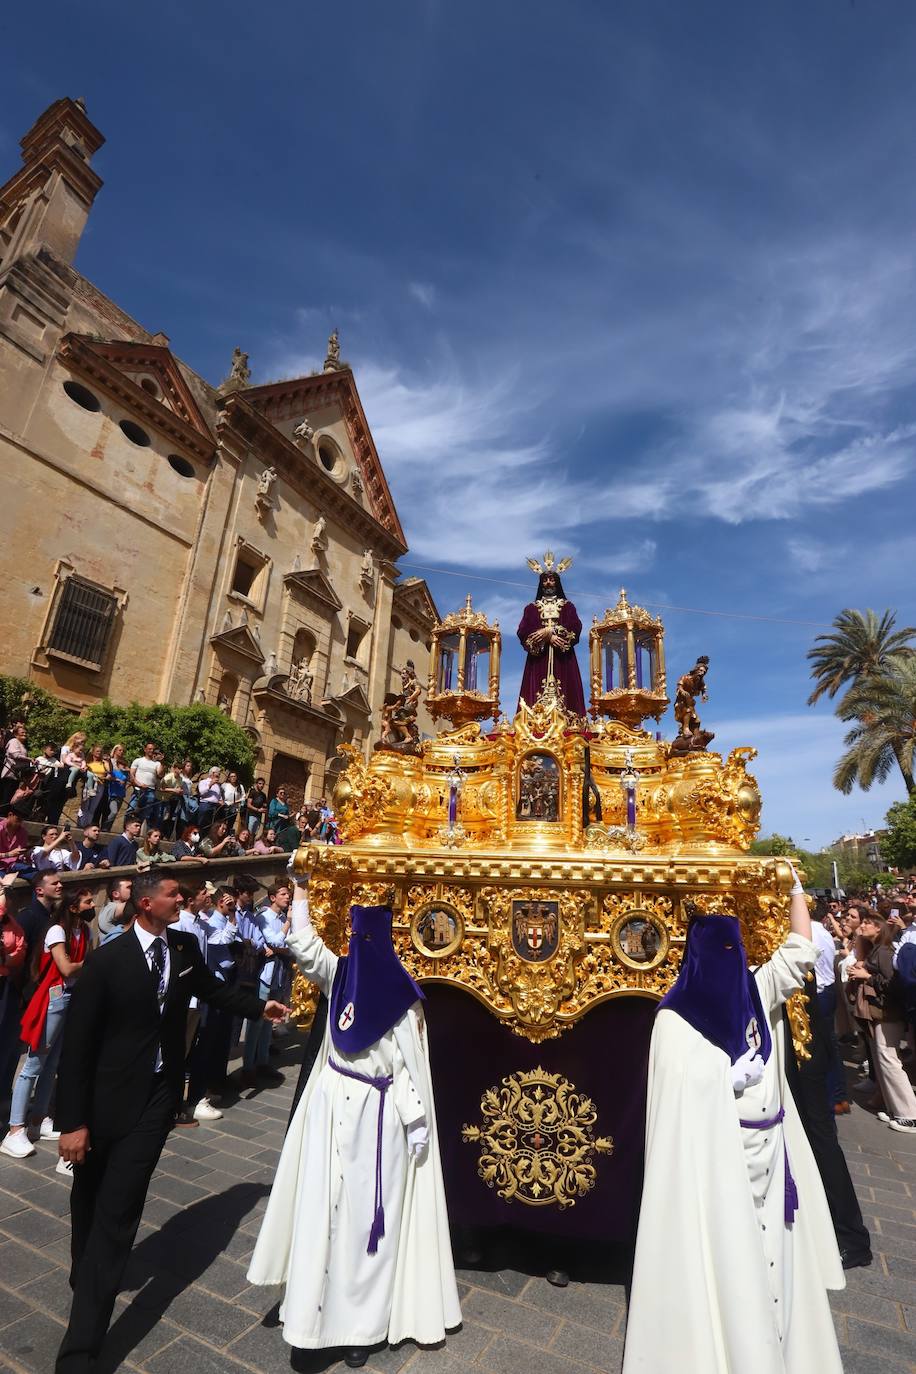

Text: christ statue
xmin=516 ymin=554 xmax=586 ymax=716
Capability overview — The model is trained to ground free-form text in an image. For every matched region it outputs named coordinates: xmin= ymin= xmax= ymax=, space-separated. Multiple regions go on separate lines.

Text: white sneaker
xmin=193 ymin=1099 xmax=223 ymax=1122
xmin=0 ymin=1131 xmax=36 ymax=1159
xmin=39 ymin=1118 xmax=61 ymax=1141
xmin=877 ymin=1111 xmax=892 ymax=1123
xmin=55 ymin=1158 xmax=73 ymax=1179
xmin=889 ymin=1118 xmax=916 ymax=1134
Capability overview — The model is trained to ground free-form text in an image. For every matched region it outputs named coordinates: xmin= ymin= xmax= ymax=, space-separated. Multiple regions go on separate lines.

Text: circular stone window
xmin=63 ymin=380 xmax=101 ymax=412
xmin=167 ymin=454 xmax=195 ymax=479
xmin=140 ymin=377 xmax=160 ymax=397
xmin=120 ymin=419 xmax=151 ymax=447
xmin=318 ymin=441 xmax=338 ymax=473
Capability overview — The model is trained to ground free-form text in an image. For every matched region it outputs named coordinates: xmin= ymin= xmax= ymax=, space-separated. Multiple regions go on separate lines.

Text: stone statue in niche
xmin=217 ymin=693 xmax=232 ymax=715
xmin=351 ymin=469 xmax=364 ymax=498
xmin=311 ymin=514 xmax=328 ymax=555
xmin=293 ymin=416 xmax=314 ymax=448
xmin=288 ymin=658 xmax=313 ymax=704
xmin=360 ymin=550 xmax=374 ymax=587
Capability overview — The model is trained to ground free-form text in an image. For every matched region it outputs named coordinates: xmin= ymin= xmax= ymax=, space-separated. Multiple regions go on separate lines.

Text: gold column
xmin=626 ymin=624 xmax=637 ymax=689
xmin=457 ymin=627 xmax=467 ymax=691
xmin=656 ymin=633 xmax=666 ymax=696
xmin=490 ymin=634 xmax=501 ymax=710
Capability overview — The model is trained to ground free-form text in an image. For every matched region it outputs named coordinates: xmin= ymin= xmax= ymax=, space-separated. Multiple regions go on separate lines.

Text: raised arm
xmin=287 ymin=875 xmax=339 ymax=995
xmin=755 ymin=862 xmax=817 ymax=1013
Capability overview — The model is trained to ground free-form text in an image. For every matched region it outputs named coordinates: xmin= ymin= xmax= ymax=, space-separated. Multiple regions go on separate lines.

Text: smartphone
xmin=890 ymin=908 xmax=900 ymax=919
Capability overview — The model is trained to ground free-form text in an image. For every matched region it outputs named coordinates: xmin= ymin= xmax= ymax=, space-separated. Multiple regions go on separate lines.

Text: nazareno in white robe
xmin=622 ymin=933 xmax=845 ymax=1374
xmin=246 ymin=901 xmax=462 ymax=1349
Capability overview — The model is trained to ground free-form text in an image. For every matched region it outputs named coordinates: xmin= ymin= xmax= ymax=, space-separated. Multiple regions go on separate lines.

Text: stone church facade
xmin=0 ymin=98 xmax=438 ymax=807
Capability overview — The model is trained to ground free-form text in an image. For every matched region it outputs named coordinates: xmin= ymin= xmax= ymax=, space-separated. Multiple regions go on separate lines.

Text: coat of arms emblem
xmin=511 ymin=898 xmax=560 ymax=963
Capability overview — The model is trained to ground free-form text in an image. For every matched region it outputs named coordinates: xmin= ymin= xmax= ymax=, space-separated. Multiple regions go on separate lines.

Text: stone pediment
xmin=252 ymin=674 xmax=343 ymax=727
xmin=326 ymin=682 xmax=372 ymax=716
xmin=241 ymin=370 xmax=406 ymax=547
xmin=283 ymin=566 xmax=343 ymax=613
xmin=209 ymin=623 xmax=264 ymax=665
xmin=393 ymin=576 xmax=440 ymax=629
xmin=58 ymin=334 xmax=215 ymax=461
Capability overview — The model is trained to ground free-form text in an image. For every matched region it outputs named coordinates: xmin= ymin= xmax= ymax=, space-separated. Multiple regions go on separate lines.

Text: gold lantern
xmin=427 ymin=595 xmax=501 ymax=727
xmin=590 ymin=588 xmax=668 ymax=728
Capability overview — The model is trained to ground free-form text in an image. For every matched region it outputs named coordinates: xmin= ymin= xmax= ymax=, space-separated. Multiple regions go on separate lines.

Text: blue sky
xmin=5 ymin=1 xmax=916 ymax=846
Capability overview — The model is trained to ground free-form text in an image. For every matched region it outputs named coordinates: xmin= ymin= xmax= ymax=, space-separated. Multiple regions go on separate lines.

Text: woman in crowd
xmin=135 ymin=826 xmax=177 ymax=867
xmin=1 ymin=886 xmax=92 ymax=1161
xmin=76 ymin=744 xmax=109 ymax=829
xmin=201 ymin=819 xmax=240 ymax=859
xmin=197 ymin=767 xmax=223 ymax=833
xmin=0 ymin=724 xmax=30 ymax=808
xmin=251 ymin=826 xmax=284 ymax=856
xmin=30 ymin=825 xmax=81 ymax=873
xmin=221 ymin=770 xmax=246 ymax=831
xmin=848 ymin=912 xmax=916 ymax=1133
xmin=172 ymin=822 xmax=206 ymax=862
xmin=0 ymin=888 xmax=26 ymax=1110
xmin=267 ymin=786 xmax=290 ymax=830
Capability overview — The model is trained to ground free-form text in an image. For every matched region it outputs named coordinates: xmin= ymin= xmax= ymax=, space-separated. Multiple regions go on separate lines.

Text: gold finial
xmin=465 ymin=594 xmax=473 ymax=612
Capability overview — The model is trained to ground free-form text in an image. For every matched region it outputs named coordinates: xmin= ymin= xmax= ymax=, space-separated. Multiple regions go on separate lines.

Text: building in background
xmin=830 ymin=831 xmax=888 ymax=871
xmin=0 ymin=98 xmax=438 ymax=808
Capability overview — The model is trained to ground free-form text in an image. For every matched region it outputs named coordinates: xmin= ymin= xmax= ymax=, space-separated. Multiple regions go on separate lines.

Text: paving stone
xmin=389 ymin=1349 xmax=470 ymax=1374
xmin=0 ymin=1204 xmax=70 ymax=1250
xmin=868 ymin=1198 xmax=916 ymax=1225
xmin=233 ymin=1281 xmax=286 ymax=1318
xmin=164 ymin=1283 xmax=259 ymax=1346
xmin=870 ymin=1184 xmax=914 ymax=1206
xmin=846 ymin=1316 xmax=916 ymax=1364
xmin=0 ymin=1188 xmax=29 ymax=1221
xmin=521 ymin=1278 xmax=624 ymax=1333
xmin=198 ymin=1151 xmax=268 ymax=1179
xmin=229 ymin=1322 xmax=338 ymax=1374
xmin=862 ymin=1159 xmax=911 ymax=1184
xmin=148 ymin=1172 xmax=213 ymax=1206
xmin=460 ymin=1289 xmax=560 ymax=1347
xmin=20 ymin=1180 xmax=73 ymax=1218
xmin=829 ymin=1286 xmax=904 ymax=1329
xmin=437 ymin=1319 xmax=492 ymax=1363
xmin=846 ymin=1263 xmax=916 ymax=1306
xmin=477 ymin=1332 xmax=594 ymax=1374
xmin=456 ymin=1269 xmax=530 ymax=1299
xmin=871 ymin=1215 xmax=916 ymax=1243
xmin=550 ymin=1321 xmax=625 ymax=1372
xmin=0 ymin=1284 xmax=34 ymax=1332
xmin=0 ymin=1308 xmax=65 ymax=1371
xmin=0 ymin=1237 xmax=62 ymax=1284
xmin=145 ymin=1332 xmax=252 ymax=1373
xmin=142 ymin=1195 xmax=189 ymax=1228
xmin=18 ymin=1267 xmax=75 ymax=1321
xmin=206 ymin=1116 xmax=277 ymax=1142
xmin=155 ymin=1154 xmax=219 ymax=1183
xmin=192 ymin=1254 xmax=255 ymax=1302
xmin=874 ymin=1230 xmax=916 ymax=1262
xmin=97 ymin=1307 xmax=185 ymax=1371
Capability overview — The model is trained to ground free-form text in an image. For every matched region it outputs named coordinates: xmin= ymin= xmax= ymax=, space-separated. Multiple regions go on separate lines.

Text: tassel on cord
xmin=368 ymin=1206 xmax=385 ymax=1255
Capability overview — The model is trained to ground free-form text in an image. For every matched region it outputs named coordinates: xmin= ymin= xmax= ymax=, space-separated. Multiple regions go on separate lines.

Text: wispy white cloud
xmin=408 ymin=281 xmax=437 ymax=310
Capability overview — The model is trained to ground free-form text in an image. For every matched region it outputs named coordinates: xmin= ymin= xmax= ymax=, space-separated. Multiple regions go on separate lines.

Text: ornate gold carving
xmin=484 ymin=887 xmax=585 ymax=1040
xmin=462 ymin=1067 xmax=613 ymax=1207
xmin=410 ymin=901 xmax=465 ymax=959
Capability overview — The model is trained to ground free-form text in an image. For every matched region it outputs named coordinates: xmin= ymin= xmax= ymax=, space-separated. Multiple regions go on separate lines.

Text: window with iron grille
xmin=47 ymin=577 xmax=117 ymax=669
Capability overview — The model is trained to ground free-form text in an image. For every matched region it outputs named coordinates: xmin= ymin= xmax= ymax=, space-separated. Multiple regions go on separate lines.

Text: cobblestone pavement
xmin=0 ymin=1039 xmax=913 ymax=1374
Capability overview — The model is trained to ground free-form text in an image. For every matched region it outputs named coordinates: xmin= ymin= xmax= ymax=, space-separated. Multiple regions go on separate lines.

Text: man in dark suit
xmin=16 ymin=869 xmax=63 ymax=966
xmin=54 ymin=871 xmax=289 ymax=1372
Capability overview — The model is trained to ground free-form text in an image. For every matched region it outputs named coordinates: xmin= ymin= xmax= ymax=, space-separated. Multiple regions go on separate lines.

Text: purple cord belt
xmin=738 ymin=1105 xmax=799 ymax=1225
xmin=328 ymin=1059 xmax=393 ymax=1254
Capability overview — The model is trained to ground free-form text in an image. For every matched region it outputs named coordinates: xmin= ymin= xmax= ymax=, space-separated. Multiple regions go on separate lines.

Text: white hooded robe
xmin=246 ymin=899 xmax=461 ymax=1350
xmin=622 ymin=933 xmax=845 ymax=1374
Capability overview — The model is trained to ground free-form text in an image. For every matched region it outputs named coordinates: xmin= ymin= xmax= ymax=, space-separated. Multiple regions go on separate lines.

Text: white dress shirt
xmin=811 ymin=920 xmax=837 ymax=993
xmin=134 ymin=923 xmax=171 ymax=1070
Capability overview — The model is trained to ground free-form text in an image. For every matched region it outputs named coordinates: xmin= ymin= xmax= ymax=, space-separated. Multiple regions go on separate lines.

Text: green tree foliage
xmin=806 ymin=608 xmax=915 ymax=707
xmin=881 ymin=794 xmax=916 ymax=870
xmin=751 ymin=832 xmax=887 ymax=892
xmin=79 ymin=701 xmax=257 ymax=783
xmin=807 ymin=609 xmax=916 ymax=797
xmin=0 ymin=675 xmax=80 ymax=751
xmin=750 ymin=833 xmax=798 ymax=857
xmin=833 ymin=657 xmax=916 ymax=795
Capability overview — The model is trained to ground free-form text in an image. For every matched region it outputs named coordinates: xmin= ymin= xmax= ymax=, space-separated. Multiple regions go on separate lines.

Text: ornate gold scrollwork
xmin=484 ymin=887 xmax=586 ymax=1041
xmin=462 ymin=1067 xmax=613 ymax=1207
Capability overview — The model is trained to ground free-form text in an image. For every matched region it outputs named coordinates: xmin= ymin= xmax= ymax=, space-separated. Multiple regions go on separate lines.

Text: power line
xmin=399 ymin=561 xmax=829 ymax=629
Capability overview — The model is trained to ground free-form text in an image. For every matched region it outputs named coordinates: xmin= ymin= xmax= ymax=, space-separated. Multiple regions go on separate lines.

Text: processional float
xmin=291 ymin=561 xmax=800 ymax=1247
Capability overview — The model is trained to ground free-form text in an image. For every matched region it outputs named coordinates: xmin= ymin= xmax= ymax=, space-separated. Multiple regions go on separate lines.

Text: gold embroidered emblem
xmin=462 ymin=1067 xmax=613 ymax=1208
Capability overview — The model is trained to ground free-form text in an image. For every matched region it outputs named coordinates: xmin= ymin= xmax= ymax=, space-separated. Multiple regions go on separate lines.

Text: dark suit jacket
xmin=56 ymin=924 xmax=263 ymax=1141
xmin=16 ymin=897 xmax=54 ymax=970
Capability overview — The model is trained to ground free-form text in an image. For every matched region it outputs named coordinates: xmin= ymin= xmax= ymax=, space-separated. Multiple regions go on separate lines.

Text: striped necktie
xmin=150 ymin=936 xmax=166 ymax=1007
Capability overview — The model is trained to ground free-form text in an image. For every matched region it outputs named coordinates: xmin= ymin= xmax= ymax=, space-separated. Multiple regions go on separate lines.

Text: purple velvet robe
xmin=517 ymin=599 xmax=586 ymax=716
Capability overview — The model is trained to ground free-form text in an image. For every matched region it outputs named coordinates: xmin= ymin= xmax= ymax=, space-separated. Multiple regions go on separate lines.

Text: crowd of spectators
xmin=811 ymin=880 xmax=916 ymax=1134
xmin=0 ymin=865 xmax=298 ymax=1163
xmin=0 ymin=719 xmax=342 ymax=880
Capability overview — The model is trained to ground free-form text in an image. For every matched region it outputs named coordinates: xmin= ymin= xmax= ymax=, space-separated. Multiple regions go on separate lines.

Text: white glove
xmin=788 ymin=863 xmax=804 ymax=896
xmin=406 ymin=1119 xmax=429 ymax=1161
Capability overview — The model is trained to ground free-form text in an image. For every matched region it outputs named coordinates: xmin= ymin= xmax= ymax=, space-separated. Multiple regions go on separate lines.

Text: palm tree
xmin=833 ymin=657 xmax=916 ymax=795
xmin=807 ymin=609 xmax=916 ymax=707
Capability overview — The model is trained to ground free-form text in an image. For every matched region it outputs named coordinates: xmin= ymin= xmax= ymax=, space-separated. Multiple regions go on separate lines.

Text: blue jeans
xmin=10 ymin=989 xmax=71 ymax=1126
xmin=245 ymin=813 xmax=262 ymax=839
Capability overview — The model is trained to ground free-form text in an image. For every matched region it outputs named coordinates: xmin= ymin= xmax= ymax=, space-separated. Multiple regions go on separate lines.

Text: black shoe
xmin=345 ymin=1349 xmax=369 ymax=1368
xmin=840 ymin=1248 xmax=872 ymax=1270
xmin=546 ymin=1268 xmax=569 ymax=1288
xmin=172 ymin=1110 xmax=199 ymax=1129
xmin=257 ymin=1066 xmax=285 ymax=1085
